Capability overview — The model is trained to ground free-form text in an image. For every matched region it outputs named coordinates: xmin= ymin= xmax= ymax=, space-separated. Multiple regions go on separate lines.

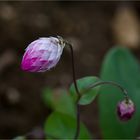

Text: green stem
xmin=63 ymin=38 xmax=129 ymax=140
xmin=68 ymin=43 xmax=81 ymax=140
xmin=82 ymin=81 xmax=129 ymax=101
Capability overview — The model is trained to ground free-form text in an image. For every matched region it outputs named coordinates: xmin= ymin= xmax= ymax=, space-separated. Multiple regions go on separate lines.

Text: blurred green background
xmin=0 ymin=1 xmax=140 ymax=139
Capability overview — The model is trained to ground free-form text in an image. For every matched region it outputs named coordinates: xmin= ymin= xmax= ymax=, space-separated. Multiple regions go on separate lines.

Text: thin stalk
xmin=69 ymin=44 xmax=81 ymax=98
xmin=66 ymin=42 xmax=129 ymax=139
xmin=68 ymin=44 xmax=81 ymax=140
xmin=74 ymin=104 xmax=80 ymax=139
xmin=82 ymin=81 xmax=129 ymax=101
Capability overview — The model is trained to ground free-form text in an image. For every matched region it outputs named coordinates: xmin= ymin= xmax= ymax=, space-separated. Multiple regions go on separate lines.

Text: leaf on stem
xmin=70 ymin=76 xmax=101 ymax=105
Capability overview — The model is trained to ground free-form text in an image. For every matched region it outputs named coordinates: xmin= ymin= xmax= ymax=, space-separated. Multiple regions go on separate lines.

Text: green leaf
xmin=70 ymin=76 xmax=100 ymax=105
xmin=42 ymin=88 xmax=76 ymax=117
xmin=99 ymin=47 xmax=140 ymax=138
xmin=44 ymin=112 xmax=91 ymax=139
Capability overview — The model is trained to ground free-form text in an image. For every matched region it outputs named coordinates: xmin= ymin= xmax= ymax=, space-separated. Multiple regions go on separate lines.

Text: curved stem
xmin=68 ymin=43 xmax=81 ymax=140
xmin=82 ymin=81 xmax=129 ymax=101
xmin=65 ymin=40 xmax=129 ymax=139
xmin=69 ymin=44 xmax=81 ymax=98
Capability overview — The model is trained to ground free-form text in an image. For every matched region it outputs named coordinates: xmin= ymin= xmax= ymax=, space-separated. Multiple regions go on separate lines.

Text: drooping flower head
xmin=21 ymin=36 xmax=65 ymax=72
xmin=117 ymin=99 xmax=135 ymax=121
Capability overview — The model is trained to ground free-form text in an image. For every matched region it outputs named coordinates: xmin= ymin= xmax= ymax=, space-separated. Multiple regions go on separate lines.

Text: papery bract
xmin=21 ymin=37 xmax=65 ymax=72
xmin=117 ymin=99 xmax=135 ymax=121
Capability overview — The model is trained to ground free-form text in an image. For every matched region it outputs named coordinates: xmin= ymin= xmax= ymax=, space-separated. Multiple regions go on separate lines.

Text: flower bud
xmin=117 ymin=99 xmax=135 ymax=121
xmin=21 ymin=37 xmax=65 ymax=72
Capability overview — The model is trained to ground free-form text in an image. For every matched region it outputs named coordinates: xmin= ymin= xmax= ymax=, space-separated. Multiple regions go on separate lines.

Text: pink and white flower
xmin=21 ymin=37 xmax=65 ymax=72
xmin=117 ymin=99 xmax=135 ymax=121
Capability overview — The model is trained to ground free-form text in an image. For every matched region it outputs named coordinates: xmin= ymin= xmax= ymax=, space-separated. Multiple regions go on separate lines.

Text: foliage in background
xmin=43 ymin=88 xmax=89 ymax=139
xmin=99 ymin=47 xmax=140 ymax=138
xmin=42 ymin=76 xmax=100 ymax=139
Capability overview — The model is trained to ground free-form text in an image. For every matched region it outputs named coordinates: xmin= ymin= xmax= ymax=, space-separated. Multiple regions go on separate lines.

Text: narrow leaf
xmin=70 ymin=76 xmax=100 ymax=105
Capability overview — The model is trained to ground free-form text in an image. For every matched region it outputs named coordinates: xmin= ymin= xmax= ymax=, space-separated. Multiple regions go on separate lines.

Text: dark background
xmin=0 ymin=1 xmax=140 ymax=139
